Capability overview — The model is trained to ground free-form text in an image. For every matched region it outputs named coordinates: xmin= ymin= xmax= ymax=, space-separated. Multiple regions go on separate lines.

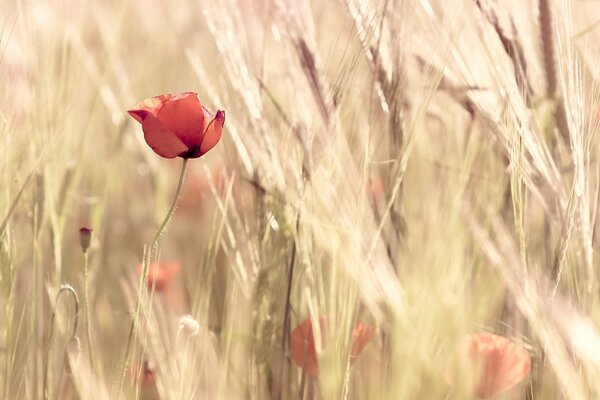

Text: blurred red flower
xmin=366 ymin=175 xmax=385 ymax=205
xmin=460 ymin=332 xmax=531 ymax=399
xmin=290 ymin=317 xmax=376 ymax=376
xmin=136 ymin=261 xmax=181 ymax=291
xmin=350 ymin=321 xmax=377 ymax=358
xmin=127 ymin=360 xmax=155 ymax=385
xmin=177 ymin=165 xmax=254 ymax=215
xmin=177 ymin=165 xmax=229 ymax=213
xmin=128 ymin=92 xmax=225 ymax=159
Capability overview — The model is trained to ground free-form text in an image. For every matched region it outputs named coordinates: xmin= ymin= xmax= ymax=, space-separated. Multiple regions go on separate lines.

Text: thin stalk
xmin=83 ymin=251 xmax=95 ymax=373
xmin=3 ymin=287 xmax=14 ymax=400
xmin=32 ymin=205 xmax=42 ymax=400
xmin=149 ymin=159 xmax=189 ymax=250
xmin=298 ymin=346 xmax=308 ymax=399
xmin=279 ymin=213 xmax=300 ymax=400
xmin=118 ymin=158 xmax=189 ymax=399
xmin=44 ymin=284 xmax=79 ymax=400
xmin=539 ymin=0 xmax=569 ymax=142
xmin=306 ymin=378 xmax=314 ymax=400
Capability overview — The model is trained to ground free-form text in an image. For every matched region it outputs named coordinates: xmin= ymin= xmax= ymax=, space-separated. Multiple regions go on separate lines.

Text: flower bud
xmin=78 ymin=227 xmax=93 ymax=253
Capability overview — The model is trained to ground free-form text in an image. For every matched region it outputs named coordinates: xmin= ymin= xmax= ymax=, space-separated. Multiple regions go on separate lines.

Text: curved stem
xmin=44 ymin=285 xmax=79 ymax=400
xmin=118 ymin=158 xmax=189 ymax=399
xmin=83 ymin=251 xmax=95 ymax=373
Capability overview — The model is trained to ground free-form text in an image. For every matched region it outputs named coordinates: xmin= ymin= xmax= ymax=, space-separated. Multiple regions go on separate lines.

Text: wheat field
xmin=2 ymin=0 xmax=600 ymax=399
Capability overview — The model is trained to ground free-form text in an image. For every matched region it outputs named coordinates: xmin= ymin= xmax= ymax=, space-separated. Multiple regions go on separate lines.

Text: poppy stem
xmin=149 ymin=158 xmax=189 ymax=251
xmin=298 ymin=343 xmax=308 ymax=399
xmin=43 ymin=285 xmax=79 ymax=400
xmin=118 ymin=158 xmax=189 ymax=399
xmin=82 ymin=250 xmax=96 ymax=375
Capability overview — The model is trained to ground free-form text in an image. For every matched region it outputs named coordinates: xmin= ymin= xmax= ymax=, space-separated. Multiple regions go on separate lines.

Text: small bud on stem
xmin=79 ymin=227 xmax=93 ymax=253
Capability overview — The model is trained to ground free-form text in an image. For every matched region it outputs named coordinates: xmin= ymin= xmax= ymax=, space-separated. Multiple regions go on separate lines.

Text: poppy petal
xmin=351 ymin=323 xmax=376 ymax=358
xmin=462 ymin=333 xmax=531 ymax=399
xmin=128 ymin=109 xmax=148 ymax=124
xmin=156 ymin=93 xmax=205 ymax=149
xmin=290 ymin=317 xmax=325 ymax=376
xmin=141 ymin=114 xmax=189 ymax=158
xmin=199 ymin=110 xmax=225 ymax=155
xmin=128 ymin=94 xmax=173 ymax=122
xmin=290 ymin=317 xmax=374 ymax=376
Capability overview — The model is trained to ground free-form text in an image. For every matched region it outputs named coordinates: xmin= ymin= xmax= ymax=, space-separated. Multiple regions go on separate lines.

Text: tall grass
xmin=2 ymin=0 xmax=600 ymax=398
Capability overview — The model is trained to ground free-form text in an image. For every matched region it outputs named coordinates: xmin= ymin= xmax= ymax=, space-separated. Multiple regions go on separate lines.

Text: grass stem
xmin=278 ymin=213 xmax=300 ymax=399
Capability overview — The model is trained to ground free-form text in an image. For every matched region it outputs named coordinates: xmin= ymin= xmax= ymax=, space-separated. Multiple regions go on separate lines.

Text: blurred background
xmin=3 ymin=0 xmax=600 ymax=398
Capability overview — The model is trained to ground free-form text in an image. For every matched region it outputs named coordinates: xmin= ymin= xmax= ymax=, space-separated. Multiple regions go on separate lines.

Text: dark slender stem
xmin=279 ymin=214 xmax=300 ymax=399
xmin=298 ymin=343 xmax=308 ymax=399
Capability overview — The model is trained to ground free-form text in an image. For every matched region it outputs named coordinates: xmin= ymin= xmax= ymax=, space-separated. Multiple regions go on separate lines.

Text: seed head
xmin=178 ymin=315 xmax=200 ymax=336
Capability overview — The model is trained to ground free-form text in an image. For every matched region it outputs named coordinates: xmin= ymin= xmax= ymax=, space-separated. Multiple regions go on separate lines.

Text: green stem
xmin=117 ymin=158 xmax=189 ymax=399
xmin=149 ymin=158 xmax=189 ymax=250
xmin=83 ymin=251 xmax=95 ymax=374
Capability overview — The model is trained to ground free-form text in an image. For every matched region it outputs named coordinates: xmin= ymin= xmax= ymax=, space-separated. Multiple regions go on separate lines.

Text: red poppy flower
xmin=460 ymin=332 xmax=531 ymax=399
xmin=128 ymin=92 xmax=225 ymax=159
xmin=136 ymin=261 xmax=181 ymax=291
xmin=290 ymin=317 xmax=376 ymax=376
